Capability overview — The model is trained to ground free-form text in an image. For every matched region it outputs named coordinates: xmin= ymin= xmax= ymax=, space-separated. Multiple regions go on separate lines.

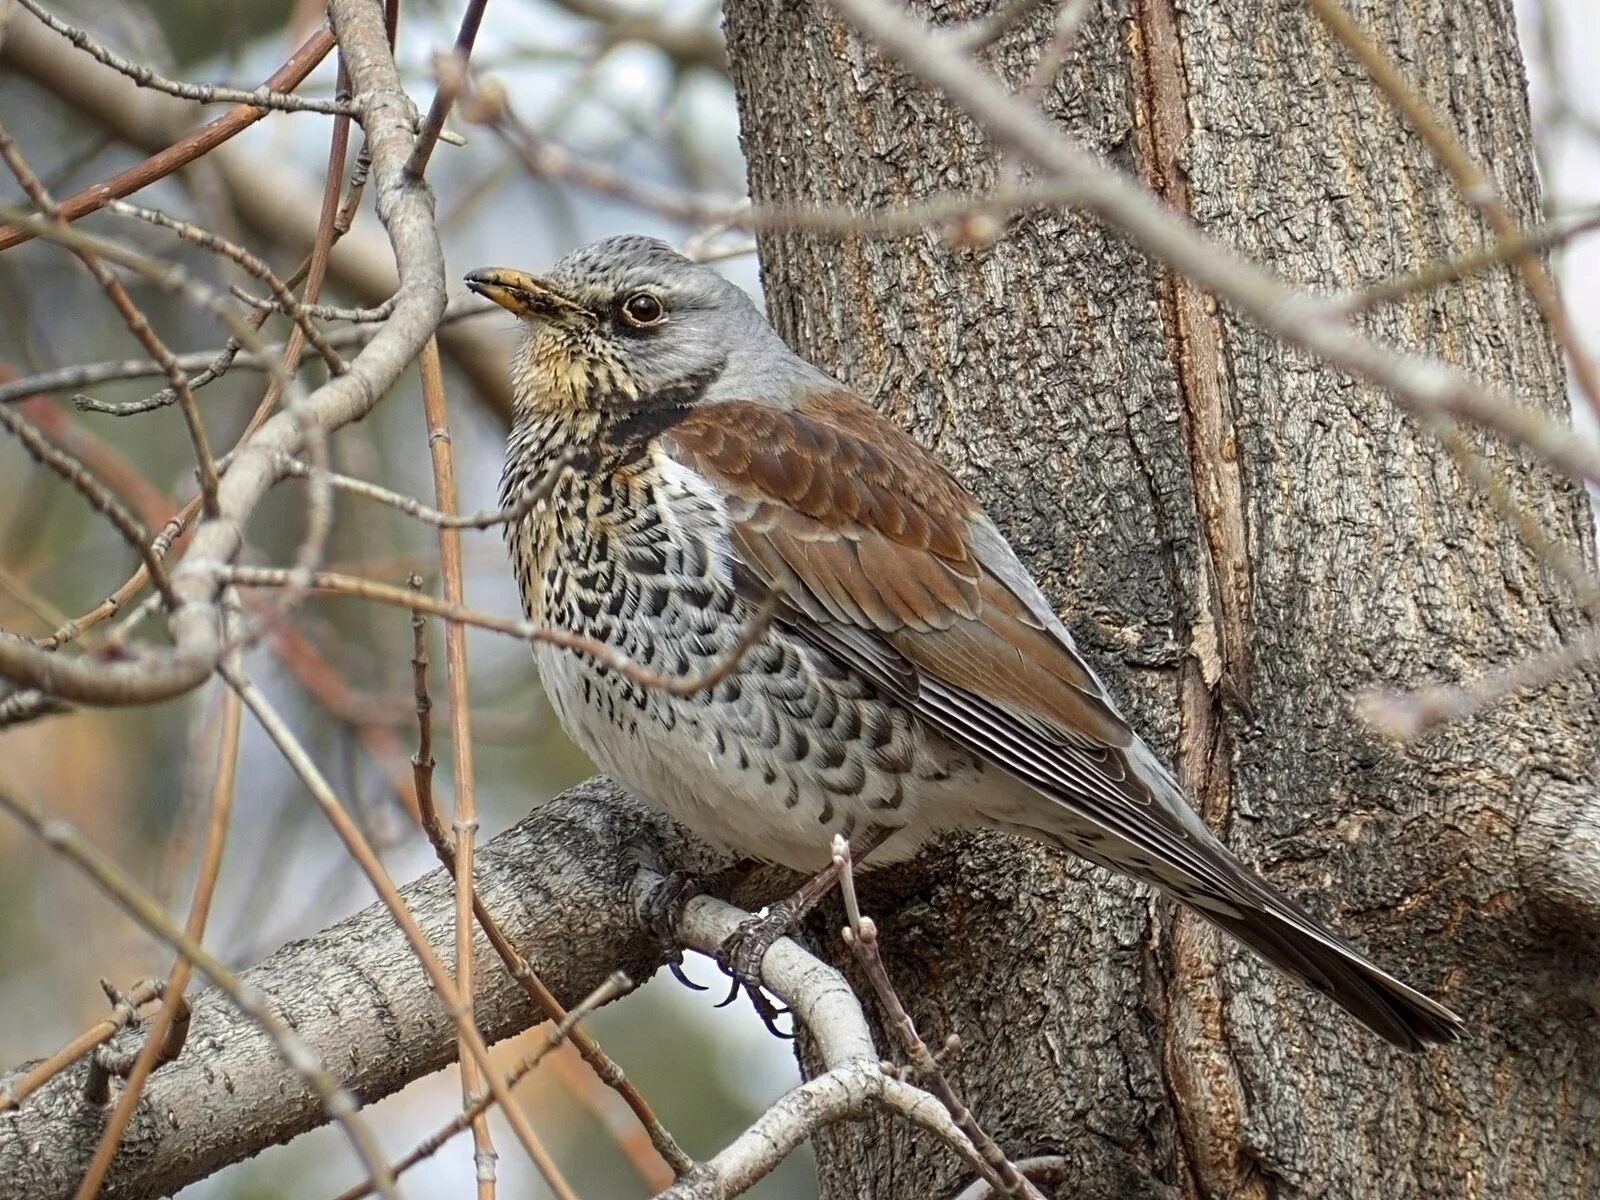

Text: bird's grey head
xmin=466 ymin=235 xmax=816 ymax=418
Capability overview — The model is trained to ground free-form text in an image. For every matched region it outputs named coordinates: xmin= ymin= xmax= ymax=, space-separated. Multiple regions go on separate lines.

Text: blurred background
xmin=0 ymin=1 xmax=1593 ymax=1196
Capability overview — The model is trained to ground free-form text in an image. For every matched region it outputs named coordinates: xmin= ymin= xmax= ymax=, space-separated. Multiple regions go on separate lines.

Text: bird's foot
xmin=646 ymin=869 xmax=711 ymax=992
xmin=712 ymin=901 xmax=805 ymax=1036
xmin=716 ymin=902 xmax=797 ymax=985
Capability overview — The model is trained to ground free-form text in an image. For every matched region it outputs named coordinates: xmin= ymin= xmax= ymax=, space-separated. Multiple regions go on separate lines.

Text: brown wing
xmin=662 ymin=394 xmax=1260 ymax=891
xmin=662 ymin=392 xmax=1133 ymax=751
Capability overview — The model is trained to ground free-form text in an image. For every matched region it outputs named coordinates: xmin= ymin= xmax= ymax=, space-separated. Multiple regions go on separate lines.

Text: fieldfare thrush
xmin=467 ymin=235 xmax=1463 ymax=1051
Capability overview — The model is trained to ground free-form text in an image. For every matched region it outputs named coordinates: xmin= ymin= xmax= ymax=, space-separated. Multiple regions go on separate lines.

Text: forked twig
xmin=834 ymin=835 xmax=1045 ymax=1200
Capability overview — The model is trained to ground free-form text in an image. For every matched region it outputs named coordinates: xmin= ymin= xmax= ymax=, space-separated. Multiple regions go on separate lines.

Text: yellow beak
xmin=463 ymin=268 xmax=589 ymax=322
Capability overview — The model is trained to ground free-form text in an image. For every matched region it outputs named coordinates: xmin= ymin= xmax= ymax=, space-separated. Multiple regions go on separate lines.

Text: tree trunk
xmin=722 ymin=1 xmax=1600 ymax=1196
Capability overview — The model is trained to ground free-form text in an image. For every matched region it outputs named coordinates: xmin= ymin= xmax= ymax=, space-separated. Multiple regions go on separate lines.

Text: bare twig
xmin=273 ymin=446 xmax=571 ymax=530
xmin=330 ymin=973 xmax=635 ymax=1200
xmin=482 ymin=87 xmax=745 ymax=226
xmin=0 ymin=125 xmax=222 ymax=515
xmin=222 ymin=565 xmax=779 ymax=698
xmin=0 ymin=0 xmax=435 ymax=707
xmin=0 ymin=981 xmax=165 ymax=1114
xmin=67 ymin=297 xmax=490 ymax=416
xmin=416 ymin=335 xmax=499 ymax=1198
xmin=0 ymin=402 xmax=180 ymax=610
xmin=822 ymin=0 xmax=1600 ymax=488
xmin=222 ymin=664 xmax=579 ymax=1200
xmin=11 ymin=0 xmax=356 ymax=115
xmin=71 ymin=676 xmax=242 ymax=1200
xmin=408 ymin=582 xmax=688 ymax=1186
xmin=1305 ymin=0 xmax=1600 ymax=429
xmin=1341 ymin=209 xmax=1600 ymax=314
xmin=0 ymin=780 xmax=396 ymax=1199
xmin=0 ymin=25 xmax=339 ymax=252
xmin=833 ymin=836 xmax=1043 ymax=1200
xmin=405 ymin=0 xmax=490 ymax=179
xmin=1358 ymin=626 xmax=1600 ymax=742
xmin=109 ymin=200 xmax=347 ymax=376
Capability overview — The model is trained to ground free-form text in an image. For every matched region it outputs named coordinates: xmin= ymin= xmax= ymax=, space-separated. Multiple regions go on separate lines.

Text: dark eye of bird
xmin=620 ymin=292 xmax=665 ymax=327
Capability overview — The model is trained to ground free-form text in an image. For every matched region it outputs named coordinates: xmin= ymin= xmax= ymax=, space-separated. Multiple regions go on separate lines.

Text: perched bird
xmin=467 ymin=235 xmax=1463 ymax=1051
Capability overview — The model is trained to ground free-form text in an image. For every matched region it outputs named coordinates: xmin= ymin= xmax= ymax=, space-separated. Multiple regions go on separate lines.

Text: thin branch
xmin=821 ymin=0 xmax=1600 ymax=488
xmin=404 ymin=0 xmax=490 ymax=179
xmin=1357 ymin=625 xmax=1600 ymax=742
xmin=0 ymin=980 xmax=165 ymax=1114
xmin=1305 ymin=0 xmax=1600 ymax=429
xmin=947 ymin=0 xmax=1053 ymax=51
xmin=109 ymin=200 xmax=347 ymax=376
xmin=221 ymin=565 xmax=779 ymax=698
xmin=416 ymin=335 xmax=498 ymax=1198
xmin=70 ymin=299 xmax=489 ymax=418
xmin=273 ymin=446 xmax=570 ymax=530
xmin=222 ymin=665 xmax=579 ymax=1200
xmin=330 ymin=973 xmax=634 ymax=1200
xmin=834 ymin=836 xmax=1043 ymax=1200
xmin=480 ymin=85 xmax=746 ymax=226
xmin=1019 ymin=0 xmax=1092 ymax=106
xmin=0 ymin=779 xmax=397 ymax=1199
xmin=11 ymin=0 xmax=357 ymax=115
xmin=0 ymin=25 xmax=339 ymax=252
xmin=233 ymin=290 xmax=398 ymax=323
xmin=1340 ymin=208 xmax=1600 ymax=314
xmin=71 ymin=676 xmax=242 ymax=1200
xmin=0 ymin=0 xmax=437 ymax=707
xmin=0 ymin=125 xmax=222 ymax=515
xmin=0 ymin=403 xmax=180 ymax=610
xmin=406 ymin=609 xmax=691 ymax=1181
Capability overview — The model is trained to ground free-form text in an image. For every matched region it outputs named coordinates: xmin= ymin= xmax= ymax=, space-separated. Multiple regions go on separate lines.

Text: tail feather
xmin=1033 ymin=805 xmax=1464 ymax=1050
xmin=1199 ymin=891 xmax=1463 ymax=1051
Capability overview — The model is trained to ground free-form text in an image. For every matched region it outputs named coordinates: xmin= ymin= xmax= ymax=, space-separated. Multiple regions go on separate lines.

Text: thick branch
xmin=0 ymin=783 xmax=697 ymax=1200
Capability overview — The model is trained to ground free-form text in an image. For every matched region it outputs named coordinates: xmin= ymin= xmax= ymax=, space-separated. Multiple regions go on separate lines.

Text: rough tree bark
xmin=722 ymin=1 xmax=1599 ymax=1197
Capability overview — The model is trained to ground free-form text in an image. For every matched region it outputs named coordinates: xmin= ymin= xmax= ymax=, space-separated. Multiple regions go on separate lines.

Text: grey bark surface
xmin=721 ymin=1 xmax=1599 ymax=1197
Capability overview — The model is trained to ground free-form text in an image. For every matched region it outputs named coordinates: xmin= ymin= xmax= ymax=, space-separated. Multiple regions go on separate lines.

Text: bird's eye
xmin=620 ymin=292 xmax=666 ymax=327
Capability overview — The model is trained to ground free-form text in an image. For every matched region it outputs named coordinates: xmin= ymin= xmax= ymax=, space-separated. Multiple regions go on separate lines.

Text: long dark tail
xmin=1198 ymin=883 xmax=1463 ymax=1051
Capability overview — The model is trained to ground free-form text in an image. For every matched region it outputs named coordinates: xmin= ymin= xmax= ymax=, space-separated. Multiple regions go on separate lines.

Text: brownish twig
xmin=417 ymin=336 xmax=497 ymax=1198
xmin=71 ymin=680 xmax=242 ymax=1200
xmin=0 ymin=779 xmax=397 ymax=1198
xmin=274 ymin=447 xmax=573 ymax=529
xmin=0 ymin=980 xmax=164 ymax=1114
xmin=406 ymin=585 xmax=688 ymax=1184
xmin=222 ymin=665 xmax=578 ymax=1200
xmin=0 ymin=26 xmax=338 ymax=252
xmin=109 ymin=200 xmax=348 ymax=376
xmin=834 ymin=835 xmax=1044 ymax=1200
xmin=224 ymin=565 xmax=778 ymax=698
xmin=329 ymin=972 xmax=634 ymax=1200
xmin=0 ymin=400 xmax=180 ymax=611
xmin=406 ymin=589 xmax=691 ymax=1184
xmin=0 ymin=121 xmax=221 ymax=515
xmin=12 ymin=0 xmax=355 ymax=115
xmin=405 ymin=0 xmax=490 ymax=179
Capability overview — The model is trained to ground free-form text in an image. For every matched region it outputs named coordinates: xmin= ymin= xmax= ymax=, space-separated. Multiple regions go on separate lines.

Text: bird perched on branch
xmin=468 ymin=235 xmax=1463 ymax=1052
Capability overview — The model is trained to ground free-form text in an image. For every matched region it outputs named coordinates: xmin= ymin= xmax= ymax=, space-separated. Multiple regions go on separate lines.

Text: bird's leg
xmin=716 ymin=824 xmax=894 ymax=998
xmin=645 ymin=858 xmax=760 ymax=989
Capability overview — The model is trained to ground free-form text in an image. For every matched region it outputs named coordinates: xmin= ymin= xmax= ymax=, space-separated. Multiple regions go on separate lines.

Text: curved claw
xmin=714 ymin=971 xmax=743 ymax=1009
xmin=747 ymin=986 xmax=794 ymax=1040
xmin=668 ymin=957 xmax=709 ymax=992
